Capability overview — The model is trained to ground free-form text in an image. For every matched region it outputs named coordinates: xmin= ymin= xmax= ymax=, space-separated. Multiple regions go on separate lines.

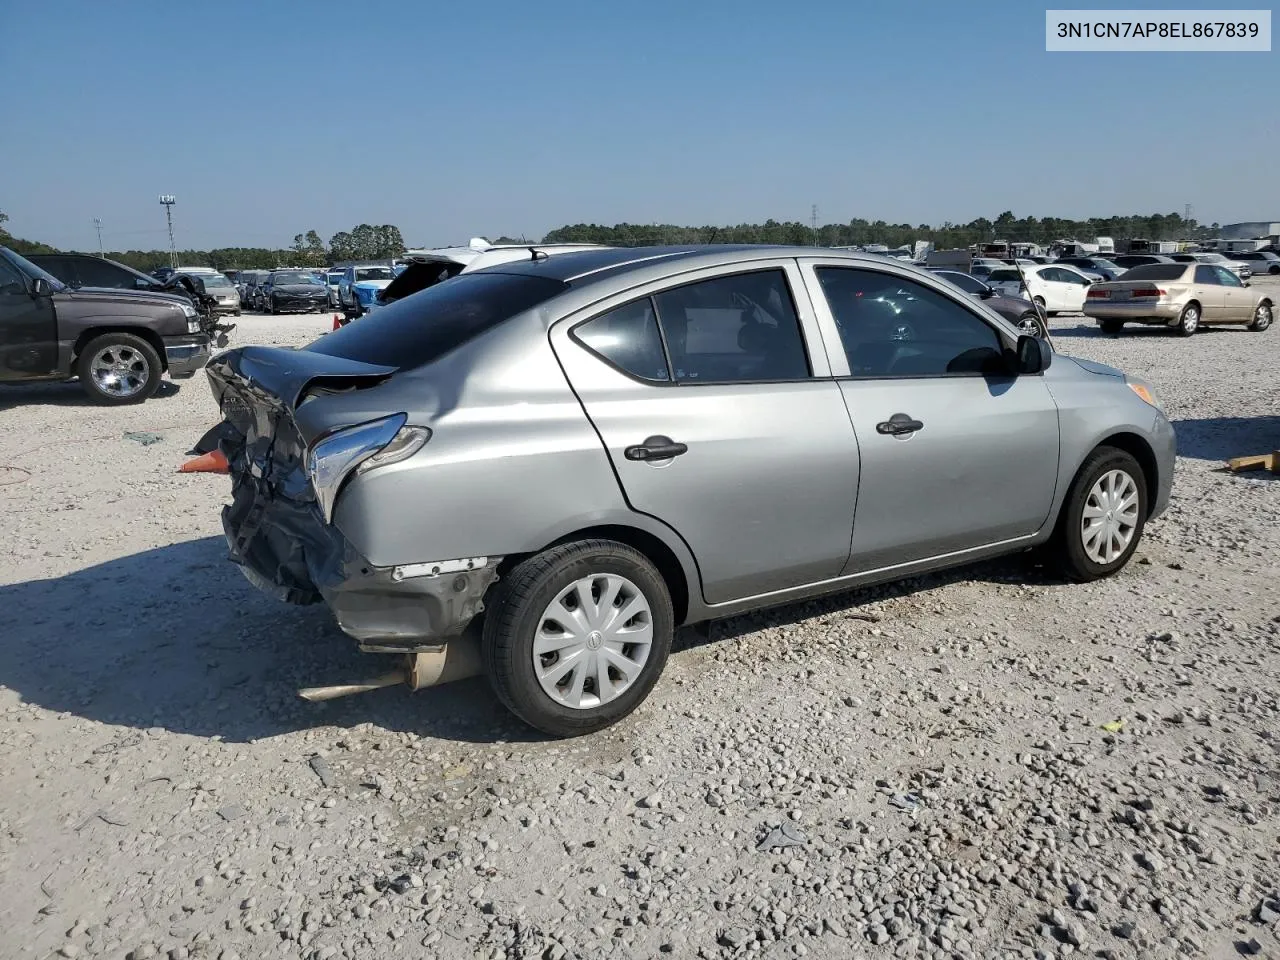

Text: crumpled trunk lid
xmin=200 ymin=346 xmax=398 ymax=603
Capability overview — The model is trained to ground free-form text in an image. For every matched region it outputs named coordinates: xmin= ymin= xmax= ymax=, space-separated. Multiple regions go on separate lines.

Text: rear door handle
xmin=876 ymin=413 xmax=924 ymax=436
xmin=624 ymin=435 xmax=689 ymax=461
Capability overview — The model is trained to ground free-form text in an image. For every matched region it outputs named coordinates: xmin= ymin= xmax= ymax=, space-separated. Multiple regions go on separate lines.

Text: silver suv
xmin=200 ymin=246 xmax=1175 ymax=737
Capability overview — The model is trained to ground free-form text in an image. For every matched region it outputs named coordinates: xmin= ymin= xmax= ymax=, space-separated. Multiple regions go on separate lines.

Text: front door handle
xmin=624 ymin=435 xmax=689 ymax=461
xmin=876 ymin=413 xmax=924 ymax=436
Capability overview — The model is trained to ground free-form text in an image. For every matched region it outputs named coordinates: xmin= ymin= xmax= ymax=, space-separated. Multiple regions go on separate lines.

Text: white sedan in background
xmin=987 ymin=263 xmax=1094 ymax=315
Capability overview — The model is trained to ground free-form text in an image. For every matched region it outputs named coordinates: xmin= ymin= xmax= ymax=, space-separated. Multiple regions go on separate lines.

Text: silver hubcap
xmin=1081 ymin=469 xmax=1140 ymax=565
xmin=1182 ymin=307 xmax=1199 ymax=332
xmin=1256 ymin=305 xmax=1272 ymax=329
xmin=533 ymin=574 xmax=653 ymax=710
xmin=89 ymin=345 xmax=149 ymax=398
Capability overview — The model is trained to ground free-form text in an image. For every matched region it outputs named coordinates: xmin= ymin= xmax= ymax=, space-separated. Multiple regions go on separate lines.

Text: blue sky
xmin=2 ymin=0 xmax=1275 ymax=251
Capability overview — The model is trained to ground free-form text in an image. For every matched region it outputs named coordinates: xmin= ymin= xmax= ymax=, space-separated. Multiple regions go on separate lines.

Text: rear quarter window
xmin=305 ymin=272 xmax=569 ymax=369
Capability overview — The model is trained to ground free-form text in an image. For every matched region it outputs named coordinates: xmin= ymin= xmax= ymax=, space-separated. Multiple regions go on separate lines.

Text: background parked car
xmin=1110 ymin=254 xmax=1176 ymax=271
xmin=337 ymin=264 xmax=396 ymax=316
xmin=28 ymin=253 xmax=171 ymax=293
xmin=240 ymin=271 xmax=270 ymax=309
xmin=325 ymin=269 xmax=344 ymax=307
xmin=1055 ymin=256 xmax=1126 ymax=281
xmin=1168 ymin=252 xmax=1252 ymax=280
xmin=176 ymin=270 xmax=241 ymax=315
xmin=259 ymin=269 xmax=330 ymax=314
xmin=988 ymin=264 xmax=1093 ymax=314
xmin=1 ymin=246 xmax=211 ymax=404
xmin=1226 ymin=250 xmax=1280 ymax=276
xmin=929 ymin=268 xmax=1049 ymax=339
xmin=1084 ymin=262 xmax=1274 ymax=336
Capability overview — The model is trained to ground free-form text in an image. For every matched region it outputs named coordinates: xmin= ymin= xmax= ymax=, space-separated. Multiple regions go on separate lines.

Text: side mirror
xmin=31 ymin=277 xmax=52 ymax=297
xmin=979 ymin=286 xmax=995 ymax=299
xmin=1016 ymin=334 xmax=1052 ymax=374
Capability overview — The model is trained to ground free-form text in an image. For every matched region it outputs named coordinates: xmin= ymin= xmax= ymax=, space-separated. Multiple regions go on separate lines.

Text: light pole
xmin=93 ymin=218 xmax=104 ymax=257
xmin=158 ymin=195 xmax=177 ymax=268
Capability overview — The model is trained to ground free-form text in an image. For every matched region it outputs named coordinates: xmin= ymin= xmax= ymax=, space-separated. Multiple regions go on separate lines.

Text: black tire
xmin=76 ymin=332 xmax=163 ymax=406
xmin=1050 ymin=446 xmax=1147 ymax=583
xmin=269 ymin=296 xmax=279 ymax=315
xmin=482 ymin=539 xmax=674 ymax=738
xmin=1098 ymin=319 xmax=1124 ymax=335
xmin=1175 ymin=302 xmax=1200 ymax=336
xmin=1018 ymin=312 xmax=1048 ymax=339
xmin=1248 ymin=301 xmax=1272 ymax=332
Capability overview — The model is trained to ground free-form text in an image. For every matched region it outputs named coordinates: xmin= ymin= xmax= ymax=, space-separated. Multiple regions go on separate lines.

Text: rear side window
xmin=1193 ymin=265 xmax=1218 ymax=285
xmin=653 ymin=270 xmax=810 ymax=383
xmin=306 ymin=273 xmax=569 ymax=369
xmin=575 ymin=299 xmax=670 ymax=382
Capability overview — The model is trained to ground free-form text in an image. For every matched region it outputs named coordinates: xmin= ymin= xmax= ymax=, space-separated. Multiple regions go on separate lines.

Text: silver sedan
xmin=200 ymin=245 xmax=1175 ymax=737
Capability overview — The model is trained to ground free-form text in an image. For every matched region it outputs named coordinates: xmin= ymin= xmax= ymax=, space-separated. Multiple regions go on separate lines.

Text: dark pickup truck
xmin=0 ymin=246 xmax=212 ymax=404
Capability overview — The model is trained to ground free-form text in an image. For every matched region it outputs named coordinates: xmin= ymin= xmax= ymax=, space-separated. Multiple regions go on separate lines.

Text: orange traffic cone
xmin=332 ymin=314 xmax=342 ymax=331
xmin=179 ymin=449 xmax=229 ymax=474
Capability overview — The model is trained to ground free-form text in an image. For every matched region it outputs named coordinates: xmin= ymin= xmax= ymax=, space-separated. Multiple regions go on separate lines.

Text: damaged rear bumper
xmin=221 ymin=475 xmax=499 ymax=650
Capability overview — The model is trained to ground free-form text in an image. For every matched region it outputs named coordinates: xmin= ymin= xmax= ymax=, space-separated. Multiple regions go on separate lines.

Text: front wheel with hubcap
xmin=482 ymin=540 xmax=674 ymax=737
xmin=1248 ymin=302 xmax=1272 ymax=332
xmin=1051 ymin=446 xmax=1147 ymax=582
xmin=1176 ymin=303 xmax=1200 ymax=336
xmin=76 ymin=332 xmax=163 ymax=405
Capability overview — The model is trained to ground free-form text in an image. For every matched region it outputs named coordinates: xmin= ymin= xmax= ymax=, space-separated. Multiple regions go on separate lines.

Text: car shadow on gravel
xmin=678 ymin=553 xmax=1060 ymax=651
xmin=0 ymin=536 xmax=544 ymax=746
xmin=0 ymin=379 xmax=182 ymax=410
xmin=1172 ymin=415 xmax=1280 ymax=468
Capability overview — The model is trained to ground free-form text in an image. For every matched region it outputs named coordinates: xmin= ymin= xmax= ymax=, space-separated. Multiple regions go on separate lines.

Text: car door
xmin=1056 ymin=267 xmax=1091 ymax=311
xmin=1213 ymin=265 xmax=1252 ymax=321
xmin=550 ymin=261 xmax=859 ymax=605
xmin=1190 ymin=265 xmax=1226 ymax=320
xmin=799 ymin=260 xmax=1060 ymax=572
xmin=0 ymin=254 xmax=59 ymax=380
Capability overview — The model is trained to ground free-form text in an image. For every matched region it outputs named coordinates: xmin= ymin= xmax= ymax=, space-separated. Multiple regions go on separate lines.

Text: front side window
xmin=0 ymin=255 xmax=26 ymax=293
xmin=815 ymin=267 xmax=1005 ymax=378
xmin=575 ymin=298 xmax=670 ymax=382
xmin=652 ymin=269 xmax=810 ymax=383
xmin=1214 ymin=266 xmax=1243 ymax=287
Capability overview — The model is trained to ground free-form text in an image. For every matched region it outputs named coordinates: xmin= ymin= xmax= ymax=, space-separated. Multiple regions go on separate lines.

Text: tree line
xmin=543 ymin=211 xmax=1224 ymax=250
xmin=1 ymin=208 xmax=1230 ymax=273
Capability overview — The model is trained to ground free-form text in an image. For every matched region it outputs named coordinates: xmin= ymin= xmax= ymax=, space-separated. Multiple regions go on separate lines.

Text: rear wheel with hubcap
xmin=1248 ymin=302 xmax=1272 ymax=332
xmin=1099 ymin=319 xmax=1124 ymax=335
xmin=1176 ymin=303 xmax=1199 ymax=336
xmin=1051 ymin=446 xmax=1147 ymax=582
xmin=482 ymin=540 xmax=673 ymax=737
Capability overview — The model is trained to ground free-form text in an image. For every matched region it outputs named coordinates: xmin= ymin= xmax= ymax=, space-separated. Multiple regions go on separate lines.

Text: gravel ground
xmin=2 ymin=288 xmax=1279 ymax=960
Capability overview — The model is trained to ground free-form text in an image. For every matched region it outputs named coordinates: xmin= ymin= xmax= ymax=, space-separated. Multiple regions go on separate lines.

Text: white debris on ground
xmin=2 ymin=292 xmax=1280 ymax=960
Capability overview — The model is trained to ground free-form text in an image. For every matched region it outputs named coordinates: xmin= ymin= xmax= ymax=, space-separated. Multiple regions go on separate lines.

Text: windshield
xmin=355 ymin=267 xmax=394 ymax=281
xmin=326 ymin=273 xmax=342 ymax=285
xmin=1195 ymin=254 xmax=1225 ymax=263
xmin=272 ymin=272 xmax=320 ymax=285
xmin=307 ymin=273 xmax=569 ymax=370
xmin=3 ymin=248 xmax=66 ymax=290
xmin=988 ymin=268 xmax=1022 ymax=282
xmin=197 ymin=274 xmax=233 ymax=287
xmin=1122 ymin=264 xmax=1188 ymax=281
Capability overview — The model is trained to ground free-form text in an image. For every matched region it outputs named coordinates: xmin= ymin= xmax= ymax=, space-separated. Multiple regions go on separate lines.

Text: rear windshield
xmin=1121 ymin=264 xmax=1187 ymax=281
xmin=306 ymin=272 xmax=569 ymax=369
xmin=987 ymin=268 xmax=1023 ymax=281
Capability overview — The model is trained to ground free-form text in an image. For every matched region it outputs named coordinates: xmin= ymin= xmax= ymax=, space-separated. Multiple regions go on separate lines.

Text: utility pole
xmin=93 ymin=218 xmax=104 ymax=257
xmin=811 ymin=205 xmax=819 ymax=246
xmin=158 ymin=195 xmax=177 ymax=267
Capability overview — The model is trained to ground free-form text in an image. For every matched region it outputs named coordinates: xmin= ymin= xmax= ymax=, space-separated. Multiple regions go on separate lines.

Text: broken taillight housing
xmin=306 ymin=415 xmax=431 ymax=523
